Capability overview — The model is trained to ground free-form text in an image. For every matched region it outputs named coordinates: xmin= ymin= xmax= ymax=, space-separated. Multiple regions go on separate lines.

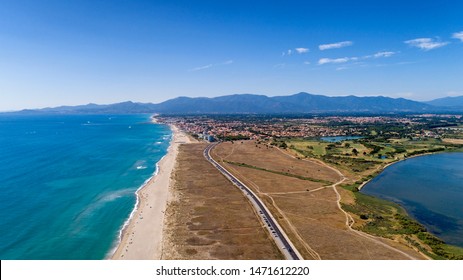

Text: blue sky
xmin=0 ymin=0 xmax=462 ymax=110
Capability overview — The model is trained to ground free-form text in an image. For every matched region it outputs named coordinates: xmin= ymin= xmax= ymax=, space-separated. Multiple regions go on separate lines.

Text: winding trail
xmin=213 ymin=142 xmax=424 ymax=259
xmin=276 ymin=147 xmax=420 ymax=260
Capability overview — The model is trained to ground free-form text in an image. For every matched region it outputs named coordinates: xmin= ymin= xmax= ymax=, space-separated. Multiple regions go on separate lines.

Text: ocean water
xmin=361 ymin=153 xmax=463 ymax=247
xmin=0 ymin=114 xmax=171 ymax=259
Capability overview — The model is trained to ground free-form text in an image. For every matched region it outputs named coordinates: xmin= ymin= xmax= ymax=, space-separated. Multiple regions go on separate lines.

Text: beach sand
xmin=111 ymin=124 xmax=192 ymax=260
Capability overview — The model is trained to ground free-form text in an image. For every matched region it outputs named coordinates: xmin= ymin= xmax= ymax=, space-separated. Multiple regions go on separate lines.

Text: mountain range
xmin=424 ymin=96 xmax=463 ymax=108
xmin=7 ymin=92 xmax=463 ymax=115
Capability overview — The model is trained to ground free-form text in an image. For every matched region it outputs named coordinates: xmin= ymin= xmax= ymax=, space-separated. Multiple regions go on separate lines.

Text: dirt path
xmin=276 ymin=147 xmax=421 ymax=260
xmin=211 ymin=142 xmax=427 ymax=259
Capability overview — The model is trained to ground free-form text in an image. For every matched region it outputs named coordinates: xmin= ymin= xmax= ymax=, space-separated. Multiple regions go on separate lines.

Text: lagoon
xmin=320 ymin=136 xmax=363 ymax=142
xmin=361 ymin=153 xmax=463 ymax=247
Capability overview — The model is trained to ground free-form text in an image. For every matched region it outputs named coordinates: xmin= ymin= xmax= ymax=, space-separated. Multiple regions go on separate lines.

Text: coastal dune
xmin=111 ymin=124 xmax=191 ymax=259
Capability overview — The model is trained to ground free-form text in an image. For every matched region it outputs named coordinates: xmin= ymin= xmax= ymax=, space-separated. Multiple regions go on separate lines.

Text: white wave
xmin=133 ymin=160 xmax=147 ymax=170
xmin=102 ymin=189 xmax=134 ymax=202
xmin=106 ymin=158 xmax=164 ymax=258
xmin=161 ymin=134 xmax=172 ymax=141
xmin=72 ymin=188 xmax=135 ymax=234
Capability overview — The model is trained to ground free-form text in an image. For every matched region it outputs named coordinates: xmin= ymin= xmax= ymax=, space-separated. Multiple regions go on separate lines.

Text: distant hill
xmin=150 ymin=92 xmax=434 ymax=114
xmin=13 ymin=101 xmax=157 ymax=115
xmin=272 ymin=93 xmax=433 ymax=112
xmin=426 ymin=96 xmax=463 ymax=108
xmin=151 ymin=94 xmax=294 ymax=114
xmin=4 ymin=92 xmax=455 ymax=115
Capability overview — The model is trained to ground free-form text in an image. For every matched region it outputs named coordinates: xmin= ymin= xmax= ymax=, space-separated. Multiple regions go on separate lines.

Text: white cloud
xmin=318 ymin=51 xmax=396 ymax=68
xmin=189 ymin=60 xmax=233 ymax=71
xmin=319 ymin=41 xmax=353 ymax=50
xmin=362 ymin=51 xmax=396 ymax=59
xmin=189 ymin=64 xmax=213 ymax=71
xmin=295 ymin=47 xmax=309 ymax=54
xmin=318 ymin=57 xmax=351 ymax=65
xmin=373 ymin=51 xmax=395 ymax=58
xmin=283 ymin=48 xmax=308 ymax=56
xmin=452 ymin=31 xmax=463 ymax=42
xmin=303 ymin=61 xmax=310 ymax=65
xmin=404 ymin=38 xmax=449 ymax=51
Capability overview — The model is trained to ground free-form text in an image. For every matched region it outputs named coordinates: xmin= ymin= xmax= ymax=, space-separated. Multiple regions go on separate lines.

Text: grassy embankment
xmin=284 ymin=137 xmax=463 ymax=259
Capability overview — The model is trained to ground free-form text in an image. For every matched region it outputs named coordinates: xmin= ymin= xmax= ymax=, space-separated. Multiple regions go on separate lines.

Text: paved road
xmin=204 ymin=143 xmax=302 ymax=260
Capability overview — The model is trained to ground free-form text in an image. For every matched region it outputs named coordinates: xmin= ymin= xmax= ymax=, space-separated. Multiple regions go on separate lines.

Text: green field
xmin=285 ymin=138 xmax=457 ymax=176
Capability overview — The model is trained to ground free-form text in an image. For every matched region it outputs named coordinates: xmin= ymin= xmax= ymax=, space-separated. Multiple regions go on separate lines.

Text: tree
xmin=352 ymin=148 xmax=359 ymax=156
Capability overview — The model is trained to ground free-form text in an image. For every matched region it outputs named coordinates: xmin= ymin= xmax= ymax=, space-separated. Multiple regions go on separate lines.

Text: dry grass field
xmin=212 ymin=141 xmax=424 ymax=260
xmin=162 ymin=143 xmax=283 ymax=260
xmin=442 ymin=138 xmax=463 ymax=145
xmin=214 ymin=141 xmax=340 ymax=184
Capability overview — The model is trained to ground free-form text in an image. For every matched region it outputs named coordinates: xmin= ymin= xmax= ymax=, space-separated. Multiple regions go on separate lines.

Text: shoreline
xmin=110 ymin=118 xmax=191 ymax=259
xmin=357 ymin=150 xmax=458 ymax=191
xmin=107 ymin=156 xmax=164 ymax=258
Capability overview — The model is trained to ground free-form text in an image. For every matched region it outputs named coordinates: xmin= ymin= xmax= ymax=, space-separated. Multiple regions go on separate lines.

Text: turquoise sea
xmin=0 ymin=114 xmax=171 ymax=259
xmin=362 ymin=153 xmax=463 ymax=247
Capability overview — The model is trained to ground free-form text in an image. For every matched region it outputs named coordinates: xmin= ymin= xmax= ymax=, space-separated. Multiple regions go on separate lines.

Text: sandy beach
xmin=111 ymin=123 xmax=192 ymax=259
